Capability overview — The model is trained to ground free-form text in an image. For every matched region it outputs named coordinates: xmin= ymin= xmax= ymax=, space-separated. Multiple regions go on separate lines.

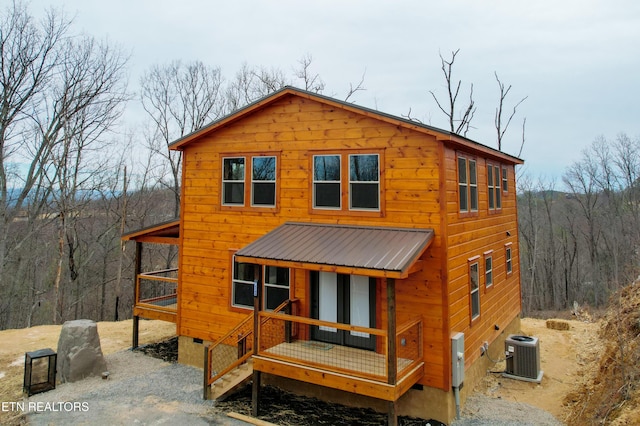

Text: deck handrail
xmin=204 ymin=298 xmax=296 ymax=399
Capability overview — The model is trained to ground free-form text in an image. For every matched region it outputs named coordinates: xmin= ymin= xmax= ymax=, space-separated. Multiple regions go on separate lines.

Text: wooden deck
xmin=264 ymin=340 xmax=412 ymax=379
xmin=133 ymin=295 xmax=177 ymax=323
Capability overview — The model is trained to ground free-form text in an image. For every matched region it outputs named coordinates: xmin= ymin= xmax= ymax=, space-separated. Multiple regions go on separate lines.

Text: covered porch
xmin=122 ymin=220 xmax=180 ymax=348
xmin=234 ymin=222 xmax=434 ymax=425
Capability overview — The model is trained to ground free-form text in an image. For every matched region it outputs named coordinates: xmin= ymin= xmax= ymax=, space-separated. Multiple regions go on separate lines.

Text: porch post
xmin=251 ymin=264 xmax=262 ymax=417
xmin=132 ymin=241 xmax=142 ymax=349
xmin=387 ymin=277 xmax=398 ymax=426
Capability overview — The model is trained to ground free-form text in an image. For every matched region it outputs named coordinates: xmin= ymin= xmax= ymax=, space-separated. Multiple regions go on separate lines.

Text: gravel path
xmin=24 ymin=350 xmax=563 ymax=425
xmin=26 ymin=351 xmax=243 ymax=425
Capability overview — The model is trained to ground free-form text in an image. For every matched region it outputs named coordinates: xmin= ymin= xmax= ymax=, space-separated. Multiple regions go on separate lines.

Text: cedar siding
xmin=166 ymin=87 xmax=522 ymax=396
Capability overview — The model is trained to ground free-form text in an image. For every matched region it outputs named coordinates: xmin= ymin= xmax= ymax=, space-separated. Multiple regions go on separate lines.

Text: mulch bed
xmin=133 ymin=336 xmax=178 ymax=362
xmin=138 ymin=338 xmax=442 ymax=425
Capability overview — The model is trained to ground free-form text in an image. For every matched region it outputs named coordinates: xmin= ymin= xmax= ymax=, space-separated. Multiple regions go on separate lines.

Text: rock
xmin=56 ymin=319 xmax=107 ymax=383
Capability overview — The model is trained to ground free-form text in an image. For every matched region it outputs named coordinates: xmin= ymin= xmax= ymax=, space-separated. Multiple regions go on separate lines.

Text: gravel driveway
xmin=25 ymin=350 xmax=563 ymax=425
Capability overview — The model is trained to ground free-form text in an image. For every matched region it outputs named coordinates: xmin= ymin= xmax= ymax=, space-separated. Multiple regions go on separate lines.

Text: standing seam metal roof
xmin=235 ymin=222 xmax=435 ymax=275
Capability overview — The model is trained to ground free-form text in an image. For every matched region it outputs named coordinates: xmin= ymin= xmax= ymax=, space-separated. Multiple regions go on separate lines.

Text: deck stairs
xmin=210 ymin=358 xmax=254 ymax=400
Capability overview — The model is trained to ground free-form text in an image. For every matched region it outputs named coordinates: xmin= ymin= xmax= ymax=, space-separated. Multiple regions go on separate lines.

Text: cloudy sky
xmin=29 ymin=0 xmax=640 ymax=178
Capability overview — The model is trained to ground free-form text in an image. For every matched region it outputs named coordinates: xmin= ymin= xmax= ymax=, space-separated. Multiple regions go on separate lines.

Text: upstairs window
xmin=458 ymin=156 xmax=478 ymax=213
xmin=349 ymin=154 xmax=379 ymax=210
xmin=313 ymin=155 xmax=341 ymax=209
xmin=222 ymin=155 xmax=278 ymax=208
xmin=252 ymin=156 xmax=276 ymax=207
xmin=312 ymin=152 xmax=381 ymax=212
xmin=505 ymin=244 xmax=513 ymax=274
xmin=502 ymin=166 xmax=508 ymax=193
xmin=488 ymin=164 xmax=501 ymax=211
xmin=223 ymin=157 xmax=245 ymax=205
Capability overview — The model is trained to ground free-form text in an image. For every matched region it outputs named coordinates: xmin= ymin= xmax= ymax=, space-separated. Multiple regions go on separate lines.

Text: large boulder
xmin=56 ymin=319 xmax=107 ymax=383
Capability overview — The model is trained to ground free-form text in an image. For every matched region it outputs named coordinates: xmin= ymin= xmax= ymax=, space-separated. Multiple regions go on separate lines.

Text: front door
xmin=310 ymin=271 xmax=376 ymax=350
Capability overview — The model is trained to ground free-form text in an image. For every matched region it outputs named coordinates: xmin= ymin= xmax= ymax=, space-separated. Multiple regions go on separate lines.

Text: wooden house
xmin=122 ymin=87 xmax=523 ymax=425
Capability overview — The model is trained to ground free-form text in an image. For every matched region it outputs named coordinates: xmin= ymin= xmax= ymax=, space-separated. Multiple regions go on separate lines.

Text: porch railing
xmin=203 ymin=299 xmax=296 ymax=399
xmin=135 ymin=268 xmax=178 ymax=310
xmin=256 ymin=312 xmax=423 ymax=384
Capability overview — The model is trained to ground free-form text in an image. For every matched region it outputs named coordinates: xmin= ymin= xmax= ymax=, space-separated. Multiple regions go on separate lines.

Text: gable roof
xmin=168 ymin=86 xmax=523 ymax=165
xmin=234 ymin=222 xmax=435 ymax=279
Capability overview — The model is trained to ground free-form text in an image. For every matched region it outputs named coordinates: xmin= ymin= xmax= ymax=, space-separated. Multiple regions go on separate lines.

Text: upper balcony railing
xmin=135 ymin=268 xmax=178 ymax=311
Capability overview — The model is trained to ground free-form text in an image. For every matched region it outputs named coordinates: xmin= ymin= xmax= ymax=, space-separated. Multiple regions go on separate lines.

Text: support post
xmin=203 ymin=344 xmax=211 ymax=400
xmin=387 ymin=277 xmax=398 ymax=426
xmin=251 ymin=264 xmax=262 ymax=417
xmin=131 ymin=241 xmax=143 ymax=348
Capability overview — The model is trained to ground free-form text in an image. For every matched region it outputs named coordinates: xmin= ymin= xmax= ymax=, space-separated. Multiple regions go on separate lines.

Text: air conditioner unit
xmin=504 ymin=335 xmax=543 ymax=383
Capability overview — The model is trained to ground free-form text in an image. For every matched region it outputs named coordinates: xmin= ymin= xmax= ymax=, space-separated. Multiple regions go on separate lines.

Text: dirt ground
xmin=472 ymin=317 xmax=602 ymax=423
xmin=0 ymin=314 xmax=635 ymax=425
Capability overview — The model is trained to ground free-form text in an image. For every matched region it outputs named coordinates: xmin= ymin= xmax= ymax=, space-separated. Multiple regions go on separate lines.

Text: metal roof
xmin=235 ymin=222 xmax=435 ymax=279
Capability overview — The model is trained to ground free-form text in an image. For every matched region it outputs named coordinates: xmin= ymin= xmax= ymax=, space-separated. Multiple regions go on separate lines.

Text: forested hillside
xmin=2 ymin=2 xmax=639 ymax=331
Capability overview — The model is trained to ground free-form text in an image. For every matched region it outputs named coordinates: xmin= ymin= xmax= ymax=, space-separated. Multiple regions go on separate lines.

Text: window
xmin=232 ymin=256 xmax=254 ymax=309
xmin=505 ymin=245 xmax=513 ymax=274
xmin=470 ymin=261 xmax=480 ymax=320
xmin=458 ymin=156 xmax=478 ymax=213
xmin=232 ymin=257 xmax=290 ymax=310
xmin=488 ymin=164 xmax=501 ymax=211
xmin=252 ymin=156 xmax=276 ymax=206
xmin=485 ymin=253 xmax=493 ymax=288
xmin=312 ymin=152 xmax=381 ymax=212
xmin=349 ymin=154 xmax=379 ymax=210
xmin=223 ymin=155 xmax=278 ymax=208
xmin=313 ymin=155 xmax=341 ymax=208
xmin=223 ymin=157 xmax=245 ymax=205
xmin=264 ymin=266 xmax=290 ymax=310
xmin=502 ymin=166 xmax=508 ymax=193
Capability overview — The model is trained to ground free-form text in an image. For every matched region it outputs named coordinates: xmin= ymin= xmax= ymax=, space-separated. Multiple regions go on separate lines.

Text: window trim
xmin=231 ymin=255 xmax=291 ymax=311
xmin=310 ymin=149 xmax=384 ymax=216
xmin=488 ymin=163 xmax=502 ymax=212
xmin=221 ymin=153 xmax=280 ymax=211
xmin=458 ymin=153 xmax=478 ymax=216
xmin=502 ymin=166 xmax=508 ymax=193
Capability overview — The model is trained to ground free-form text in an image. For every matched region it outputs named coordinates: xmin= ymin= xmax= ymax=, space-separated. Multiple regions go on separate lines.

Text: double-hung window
xmin=232 ymin=257 xmax=290 ymax=310
xmin=469 ymin=260 xmax=480 ymax=321
xmin=485 ymin=252 xmax=493 ymax=288
xmin=313 ymin=155 xmax=341 ymax=209
xmin=349 ymin=154 xmax=379 ymax=210
xmin=223 ymin=157 xmax=245 ymax=205
xmin=488 ymin=164 xmax=501 ymax=211
xmin=252 ymin=156 xmax=276 ymax=207
xmin=502 ymin=166 xmax=508 ymax=193
xmin=458 ymin=156 xmax=478 ymax=213
xmin=505 ymin=244 xmax=513 ymax=274
xmin=222 ymin=155 xmax=277 ymax=208
xmin=312 ymin=152 xmax=381 ymax=212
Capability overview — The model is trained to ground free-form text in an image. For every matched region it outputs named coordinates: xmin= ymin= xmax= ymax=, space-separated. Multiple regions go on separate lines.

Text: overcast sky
xmin=29 ymin=0 xmax=640 ymax=179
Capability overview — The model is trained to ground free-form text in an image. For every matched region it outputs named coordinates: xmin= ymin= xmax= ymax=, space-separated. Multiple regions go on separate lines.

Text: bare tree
xmin=294 ymin=54 xmax=325 ymax=93
xmin=494 ymin=72 xmax=527 ymax=151
xmin=429 ymin=49 xmax=476 ymax=136
xmin=140 ymin=61 xmax=225 ymax=217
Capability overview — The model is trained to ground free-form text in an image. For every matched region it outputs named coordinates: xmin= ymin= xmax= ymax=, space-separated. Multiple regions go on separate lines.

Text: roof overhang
xmin=121 ymin=219 xmax=180 ymax=244
xmin=235 ymin=222 xmax=435 ymax=279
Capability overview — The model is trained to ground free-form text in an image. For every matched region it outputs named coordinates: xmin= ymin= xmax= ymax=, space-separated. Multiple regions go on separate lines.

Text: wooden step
xmin=211 ymin=359 xmax=254 ymax=401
